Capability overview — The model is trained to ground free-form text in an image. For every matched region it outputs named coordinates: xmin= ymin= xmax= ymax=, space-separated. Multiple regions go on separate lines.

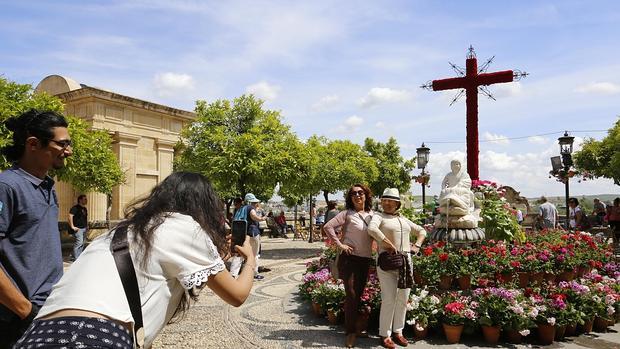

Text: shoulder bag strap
xmin=111 ymin=227 xmax=145 ymax=348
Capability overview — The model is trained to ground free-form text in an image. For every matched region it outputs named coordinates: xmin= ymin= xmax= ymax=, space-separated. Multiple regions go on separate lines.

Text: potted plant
xmin=406 ymin=287 xmax=441 ymax=339
xmin=473 ymin=287 xmax=518 ymax=344
xmin=323 ymin=282 xmax=345 ymax=324
xmin=455 ymin=248 xmax=476 ymax=290
xmin=503 ymin=292 xmax=534 ymax=344
xmin=440 ymin=293 xmax=478 ymax=344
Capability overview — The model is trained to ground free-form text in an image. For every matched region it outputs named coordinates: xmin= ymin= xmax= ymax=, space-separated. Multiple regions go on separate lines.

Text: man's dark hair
xmin=77 ymin=194 xmax=87 ymax=203
xmin=2 ymin=109 xmax=69 ymax=162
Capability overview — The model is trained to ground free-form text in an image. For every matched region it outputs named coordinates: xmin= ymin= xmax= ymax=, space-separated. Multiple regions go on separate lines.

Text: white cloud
xmin=245 ymin=81 xmax=281 ymax=102
xmin=492 ymin=82 xmax=522 ymax=98
xmin=311 ymin=94 xmax=340 ymax=111
xmin=337 ymin=115 xmax=364 ymax=133
xmin=153 ymin=72 xmax=194 ymax=97
xmin=574 ymin=82 xmax=620 ymax=95
xmin=359 ymin=87 xmax=411 ymax=108
xmin=528 ymin=136 xmax=548 ymax=144
xmin=483 ymin=132 xmax=510 ymax=145
xmin=375 ymin=121 xmax=385 ymax=128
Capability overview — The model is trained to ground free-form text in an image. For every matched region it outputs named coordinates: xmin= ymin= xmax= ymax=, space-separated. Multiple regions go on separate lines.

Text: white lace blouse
xmin=36 ymin=213 xmax=226 ymax=348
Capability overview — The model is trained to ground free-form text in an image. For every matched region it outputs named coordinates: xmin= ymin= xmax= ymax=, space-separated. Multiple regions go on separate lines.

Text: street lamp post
xmin=416 ymin=143 xmax=430 ymax=213
xmin=558 ymin=131 xmax=575 ymax=230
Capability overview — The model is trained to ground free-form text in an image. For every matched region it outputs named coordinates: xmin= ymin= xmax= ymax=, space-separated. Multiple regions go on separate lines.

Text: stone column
xmin=156 ymin=139 xmax=176 ymax=180
xmin=111 ymin=131 xmax=140 ymax=220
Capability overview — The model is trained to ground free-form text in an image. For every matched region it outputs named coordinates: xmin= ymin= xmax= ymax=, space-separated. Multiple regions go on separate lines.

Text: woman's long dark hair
xmin=113 ymin=172 xmax=227 ymax=319
xmin=345 ymin=183 xmax=373 ymax=212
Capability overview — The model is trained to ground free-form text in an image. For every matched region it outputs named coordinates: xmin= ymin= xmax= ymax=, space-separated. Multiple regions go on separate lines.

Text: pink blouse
xmin=323 ymin=209 xmax=374 ymax=258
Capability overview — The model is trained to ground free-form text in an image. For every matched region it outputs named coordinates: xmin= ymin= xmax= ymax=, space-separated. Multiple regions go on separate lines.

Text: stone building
xmin=35 ymin=75 xmax=195 ymax=223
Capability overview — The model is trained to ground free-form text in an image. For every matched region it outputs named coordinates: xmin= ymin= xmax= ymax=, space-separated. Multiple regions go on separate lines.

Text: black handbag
xmin=377 ymin=217 xmax=405 ymax=271
xmin=378 ymin=251 xmax=404 ymax=270
xmin=111 ymin=226 xmax=145 ymax=348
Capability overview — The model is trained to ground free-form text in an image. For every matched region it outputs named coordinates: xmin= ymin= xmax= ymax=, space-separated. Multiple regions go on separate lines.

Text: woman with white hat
xmin=368 ymin=188 xmax=427 ymax=348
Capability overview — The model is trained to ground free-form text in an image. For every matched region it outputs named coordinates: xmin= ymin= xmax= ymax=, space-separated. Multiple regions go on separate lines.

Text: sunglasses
xmin=351 ymin=190 xmax=365 ymax=197
xmin=49 ymin=139 xmax=72 ymax=149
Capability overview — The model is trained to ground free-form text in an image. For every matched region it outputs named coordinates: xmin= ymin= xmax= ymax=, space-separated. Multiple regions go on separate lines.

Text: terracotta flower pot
xmin=495 ymin=272 xmax=514 ymax=284
xmin=554 ymin=324 xmax=566 ymax=341
xmin=481 ymin=325 xmax=501 ymax=345
xmin=438 ymin=275 xmax=453 ymax=290
xmin=593 ymin=316 xmax=609 ymax=332
xmin=457 ymin=275 xmax=471 ymax=290
xmin=311 ymin=302 xmax=324 ymax=316
xmin=537 ymin=323 xmax=555 ymax=345
xmin=517 ymin=272 xmax=529 ymax=288
xmin=504 ymin=329 xmax=522 ymax=344
xmin=530 ymin=271 xmax=544 ymax=286
xmin=557 ymin=269 xmax=575 ymax=282
xmin=579 ymin=318 xmax=593 ymax=334
xmin=576 ymin=266 xmax=592 ymax=277
xmin=565 ymin=323 xmax=577 ymax=336
xmin=543 ymin=272 xmax=556 ymax=283
xmin=443 ymin=323 xmax=464 ymax=344
xmin=413 ymin=324 xmax=429 ymax=340
xmin=327 ymin=310 xmax=339 ymax=324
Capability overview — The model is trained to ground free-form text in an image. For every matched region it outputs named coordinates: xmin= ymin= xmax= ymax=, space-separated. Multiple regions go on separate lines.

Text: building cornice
xmin=55 ymin=86 xmax=195 ymax=121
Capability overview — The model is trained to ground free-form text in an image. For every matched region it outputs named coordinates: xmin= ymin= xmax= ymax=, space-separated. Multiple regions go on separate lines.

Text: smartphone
xmin=231 ymin=220 xmax=247 ymax=249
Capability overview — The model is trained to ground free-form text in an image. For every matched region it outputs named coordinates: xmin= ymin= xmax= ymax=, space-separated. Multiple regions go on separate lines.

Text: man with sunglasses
xmin=0 ymin=109 xmax=72 ymax=348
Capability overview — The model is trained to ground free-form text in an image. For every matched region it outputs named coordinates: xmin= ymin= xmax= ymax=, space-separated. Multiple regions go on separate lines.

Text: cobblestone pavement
xmin=150 ymin=237 xmax=620 ymax=349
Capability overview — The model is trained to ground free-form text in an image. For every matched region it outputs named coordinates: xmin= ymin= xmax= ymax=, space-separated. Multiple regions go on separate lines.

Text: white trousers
xmin=229 ymin=235 xmax=261 ymax=277
xmin=377 ymin=266 xmax=410 ymax=337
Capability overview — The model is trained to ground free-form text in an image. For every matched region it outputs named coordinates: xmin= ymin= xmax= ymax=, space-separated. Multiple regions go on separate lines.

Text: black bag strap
xmin=111 ymin=226 xmax=145 ymax=348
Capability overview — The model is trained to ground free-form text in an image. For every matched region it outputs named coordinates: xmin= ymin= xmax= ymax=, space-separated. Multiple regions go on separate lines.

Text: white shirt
xmin=37 ymin=213 xmax=225 ymax=348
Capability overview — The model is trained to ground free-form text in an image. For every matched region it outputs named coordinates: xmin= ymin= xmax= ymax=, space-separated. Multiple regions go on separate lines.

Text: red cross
xmin=432 ymin=47 xmax=514 ymax=180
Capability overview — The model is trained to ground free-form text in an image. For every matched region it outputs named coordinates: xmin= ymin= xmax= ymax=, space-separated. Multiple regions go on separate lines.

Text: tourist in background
xmin=0 ymin=110 xmax=72 ymax=348
xmin=15 ymin=172 xmax=255 ymax=349
xmin=513 ymin=206 xmax=523 ymax=225
xmin=323 ymin=184 xmax=374 ymax=348
xmin=368 ymin=188 xmax=426 ymax=349
xmin=537 ymin=196 xmax=558 ymax=229
xmin=68 ymin=194 xmax=88 ymax=261
xmin=325 ymin=200 xmax=339 ymax=224
xmin=592 ymin=198 xmax=607 ymax=226
xmin=607 ymin=198 xmax=620 ymax=244
xmin=568 ymin=197 xmax=589 ymax=231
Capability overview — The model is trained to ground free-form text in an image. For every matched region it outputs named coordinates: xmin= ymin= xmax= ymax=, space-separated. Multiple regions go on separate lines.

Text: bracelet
xmin=414 ymin=243 xmax=422 ymax=248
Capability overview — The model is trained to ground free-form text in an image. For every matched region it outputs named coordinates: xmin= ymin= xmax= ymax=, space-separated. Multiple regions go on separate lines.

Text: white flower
xmin=519 ymin=329 xmax=530 ymax=336
xmin=415 ymin=323 xmax=425 ymax=331
xmin=406 ymin=319 xmax=414 ymax=325
xmin=547 ymin=317 xmax=556 ymax=326
xmin=420 ymin=289 xmax=429 ymax=298
xmin=431 ymin=309 xmax=438 ymax=314
xmin=607 ymin=306 xmax=615 ymax=315
xmin=430 ymin=296 xmax=440 ymax=305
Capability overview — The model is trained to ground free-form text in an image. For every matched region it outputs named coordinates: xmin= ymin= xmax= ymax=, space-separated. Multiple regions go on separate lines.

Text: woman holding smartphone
xmin=15 ymin=172 xmax=255 ymax=348
xmin=323 ymin=184 xmax=374 ymax=348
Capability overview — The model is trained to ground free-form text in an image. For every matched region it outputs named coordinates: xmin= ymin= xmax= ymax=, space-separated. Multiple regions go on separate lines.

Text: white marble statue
xmin=436 ymin=159 xmax=478 ymax=229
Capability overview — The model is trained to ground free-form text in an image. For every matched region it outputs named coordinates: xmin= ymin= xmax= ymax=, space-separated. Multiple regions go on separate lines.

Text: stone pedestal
xmin=430 ymin=227 xmax=485 ymax=243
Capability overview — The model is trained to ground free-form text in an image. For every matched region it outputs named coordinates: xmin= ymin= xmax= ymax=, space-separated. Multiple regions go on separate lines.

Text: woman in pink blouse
xmin=323 ymin=184 xmax=374 ymax=348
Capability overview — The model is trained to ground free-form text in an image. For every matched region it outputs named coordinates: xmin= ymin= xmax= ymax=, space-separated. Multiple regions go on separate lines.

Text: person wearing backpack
xmin=229 ymin=193 xmax=267 ymax=280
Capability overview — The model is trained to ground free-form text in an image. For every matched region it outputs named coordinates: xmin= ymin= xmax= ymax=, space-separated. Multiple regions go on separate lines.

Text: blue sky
xmin=2 ymin=0 xmax=619 ymax=198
